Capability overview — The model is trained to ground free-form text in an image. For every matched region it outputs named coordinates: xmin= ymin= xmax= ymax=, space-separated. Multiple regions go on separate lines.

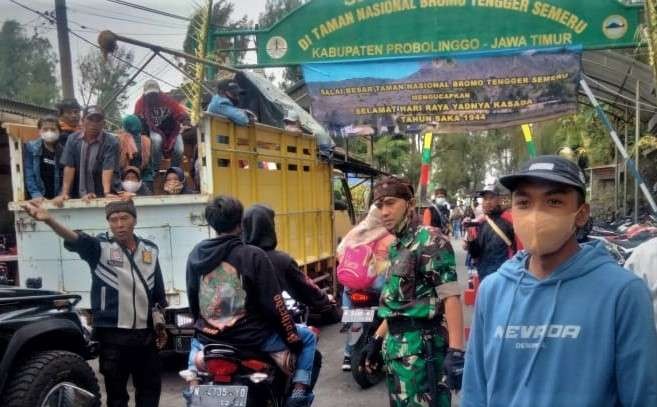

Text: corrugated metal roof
xmin=0 ymin=97 xmax=56 ymax=119
xmin=582 ymin=50 xmax=657 ymax=126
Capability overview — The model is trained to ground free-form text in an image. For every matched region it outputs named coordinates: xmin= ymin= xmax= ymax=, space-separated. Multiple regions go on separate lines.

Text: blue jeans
xmin=452 ymin=220 xmax=462 ymax=239
xmin=150 ymin=131 xmax=183 ymax=170
xmin=187 ymin=324 xmax=316 ymax=386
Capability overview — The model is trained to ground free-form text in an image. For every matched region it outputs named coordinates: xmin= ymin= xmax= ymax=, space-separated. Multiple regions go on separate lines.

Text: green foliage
xmin=258 ymin=0 xmax=305 ymax=88
xmin=185 ymin=0 xmax=251 ymax=68
xmin=258 ymin=0 xmax=304 ymax=28
xmin=430 ymin=132 xmax=503 ymax=196
xmin=351 ymin=183 xmax=371 ymax=213
xmin=552 ymin=106 xmax=613 ymax=168
xmin=77 ymin=47 xmax=134 ymax=127
xmin=373 ymin=135 xmax=411 ymax=175
xmin=0 ymin=20 xmax=59 ymax=106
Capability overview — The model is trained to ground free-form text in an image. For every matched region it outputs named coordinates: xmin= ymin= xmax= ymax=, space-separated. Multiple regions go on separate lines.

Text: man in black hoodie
xmin=242 ymin=204 xmax=336 ymax=316
xmin=186 ymin=196 xmax=316 ymax=407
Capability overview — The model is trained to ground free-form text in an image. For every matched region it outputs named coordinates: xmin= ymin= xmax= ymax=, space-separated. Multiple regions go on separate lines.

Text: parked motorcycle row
xmin=587 ymin=215 xmax=657 ymax=265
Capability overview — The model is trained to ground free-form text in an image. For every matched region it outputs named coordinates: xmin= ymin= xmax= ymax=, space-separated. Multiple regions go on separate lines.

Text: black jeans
xmin=98 ymin=340 xmax=161 ymax=407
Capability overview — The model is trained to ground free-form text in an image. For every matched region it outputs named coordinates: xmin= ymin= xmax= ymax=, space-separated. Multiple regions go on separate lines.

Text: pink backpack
xmin=337 ymin=242 xmax=377 ymax=290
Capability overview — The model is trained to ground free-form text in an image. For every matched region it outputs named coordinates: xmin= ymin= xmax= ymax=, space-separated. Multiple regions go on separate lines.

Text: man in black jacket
xmin=186 ymin=196 xmax=316 ymax=407
xmin=21 ymin=199 xmax=167 ymax=407
xmin=464 ymin=184 xmax=516 ymax=280
xmin=242 ymin=204 xmax=336 ymax=317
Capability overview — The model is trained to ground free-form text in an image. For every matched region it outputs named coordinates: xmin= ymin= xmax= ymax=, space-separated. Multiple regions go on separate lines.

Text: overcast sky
xmin=2 ymin=0 xmax=274 ymax=111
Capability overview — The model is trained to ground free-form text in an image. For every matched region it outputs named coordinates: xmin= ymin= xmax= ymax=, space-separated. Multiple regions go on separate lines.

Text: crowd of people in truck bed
xmin=23 ymin=78 xmax=307 ymax=204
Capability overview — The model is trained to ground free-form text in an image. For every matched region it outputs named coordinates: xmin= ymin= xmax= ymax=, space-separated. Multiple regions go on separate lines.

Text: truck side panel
xmin=206 ymin=115 xmax=334 ymax=268
xmin=14 ymin=202 xmax=210 ymax=308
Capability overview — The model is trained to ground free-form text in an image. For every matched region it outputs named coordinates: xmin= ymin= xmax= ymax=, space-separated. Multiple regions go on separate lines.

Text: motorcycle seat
xmin=203 ymin=342 xmax=273 ymax=363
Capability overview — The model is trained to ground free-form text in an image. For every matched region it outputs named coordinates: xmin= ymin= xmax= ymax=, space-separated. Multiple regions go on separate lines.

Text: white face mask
xmin=434 ymin=197 xmax=447 ymax=205
xmin=40 ymin=130 xmax=59 ymax=143
xmin=122 ymin=180 xmax=142 ymax=193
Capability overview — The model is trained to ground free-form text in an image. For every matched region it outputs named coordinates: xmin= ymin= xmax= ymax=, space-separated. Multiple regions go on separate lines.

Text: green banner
xmin=256 ymin=0 xmax=641 ymax=66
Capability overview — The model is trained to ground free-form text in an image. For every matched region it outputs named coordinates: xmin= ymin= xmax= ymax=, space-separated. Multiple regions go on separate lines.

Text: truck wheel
xmin=1 ymin=350 xmax=100 ymax=407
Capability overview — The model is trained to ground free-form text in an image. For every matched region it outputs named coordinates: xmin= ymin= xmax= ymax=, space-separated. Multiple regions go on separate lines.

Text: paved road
xmin=96 ymin=238 xmax=471 ymax=406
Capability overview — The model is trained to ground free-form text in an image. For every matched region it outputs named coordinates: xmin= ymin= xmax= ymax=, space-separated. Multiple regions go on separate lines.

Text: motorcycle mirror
xmin=41 ymin=383 xmax=97 ymax=407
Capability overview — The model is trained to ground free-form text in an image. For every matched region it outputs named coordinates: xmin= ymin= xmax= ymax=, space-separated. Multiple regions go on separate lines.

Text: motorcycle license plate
xmin=342 ymin=308 xmax=376 ymax=323
xmin=189 ymin=385 xmax=248 ymax=407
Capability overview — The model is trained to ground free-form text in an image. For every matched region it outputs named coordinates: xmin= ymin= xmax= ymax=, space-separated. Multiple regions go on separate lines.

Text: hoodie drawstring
xmin=491 ymin=272 xmax=525 ymax=393
xmin=522 ymin=279 xmax=562 ymax=386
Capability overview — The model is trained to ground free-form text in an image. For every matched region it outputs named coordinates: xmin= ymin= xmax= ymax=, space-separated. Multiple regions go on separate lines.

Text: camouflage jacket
xmin=378 ymin=217 xmax=459 ymax=321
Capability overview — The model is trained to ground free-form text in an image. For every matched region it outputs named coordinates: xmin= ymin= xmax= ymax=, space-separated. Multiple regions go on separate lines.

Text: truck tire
xmin=1 ymin=350 xmax=100 ymax=407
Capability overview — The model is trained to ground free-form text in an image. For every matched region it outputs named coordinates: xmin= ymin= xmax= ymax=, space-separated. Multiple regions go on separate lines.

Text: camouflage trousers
xmin=382 ymin=329 xmax=450 ymax=407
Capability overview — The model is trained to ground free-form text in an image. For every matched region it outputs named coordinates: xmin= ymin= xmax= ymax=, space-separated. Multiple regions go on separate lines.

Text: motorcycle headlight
xmin=175 ymin=313 xmax=194 ymax=328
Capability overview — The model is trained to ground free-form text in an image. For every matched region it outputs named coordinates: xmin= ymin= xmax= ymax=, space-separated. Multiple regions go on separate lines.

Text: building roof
xmin=0 ymin=97 xmax=56 ymax=120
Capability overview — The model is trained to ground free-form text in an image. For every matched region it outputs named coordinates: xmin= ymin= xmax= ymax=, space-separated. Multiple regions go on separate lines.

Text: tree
xmin=184 ymin=0 xmax=251 ymax=69
xmin=0 ymin=20 xmax=58 ymax=106
xmin=77 ymin=47 xmax=134 ymax=127
xmin=258 ymin=0 xmax=305 ymax=88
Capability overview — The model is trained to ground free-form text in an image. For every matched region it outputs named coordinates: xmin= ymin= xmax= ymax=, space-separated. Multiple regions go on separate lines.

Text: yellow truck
xmin=7 ymin=113 xmax=340 ymax=353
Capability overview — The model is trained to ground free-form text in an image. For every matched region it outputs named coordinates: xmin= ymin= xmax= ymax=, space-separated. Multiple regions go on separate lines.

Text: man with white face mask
xmin=461 ymin=155 xmax=657 ymax=407
xmin=24 ymin=115 xmax=64 ymax=200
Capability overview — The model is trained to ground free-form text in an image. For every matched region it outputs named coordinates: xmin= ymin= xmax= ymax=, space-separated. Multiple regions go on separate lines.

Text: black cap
xmin=56 ymin=98 xmax=81 ymax=111
xmin=476 ymin=183 xmax=502 ymax=197
xmin=499 ymin=155 xmax=586 ymax=193
xmin=83 ymin=105 xmax=105 ymax=119
xmin=216 ymin=79 xmax=245 ymax=95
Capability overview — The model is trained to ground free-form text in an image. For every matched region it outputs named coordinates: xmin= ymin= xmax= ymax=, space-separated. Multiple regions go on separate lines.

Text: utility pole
xmin=634 ymin=80 xmax=640 ymax=223
xmin=55 ymin=0 xmax=74 ymax=99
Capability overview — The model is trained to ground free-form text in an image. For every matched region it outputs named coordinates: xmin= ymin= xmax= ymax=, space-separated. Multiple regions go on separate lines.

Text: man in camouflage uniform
xmin=365 ymin=176 xmax=465 ymax=407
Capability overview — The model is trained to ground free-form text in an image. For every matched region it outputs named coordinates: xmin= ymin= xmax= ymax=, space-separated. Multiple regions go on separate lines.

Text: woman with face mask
xmin=118 ymin=114 xmax=153 ymax=191
xmin=162 ymin=166 xmax=194 ymax=195
xmin=120 ymin=166 xmax=151 ymax=196
xmin=23 ymin=115 xmax=64 ymax=201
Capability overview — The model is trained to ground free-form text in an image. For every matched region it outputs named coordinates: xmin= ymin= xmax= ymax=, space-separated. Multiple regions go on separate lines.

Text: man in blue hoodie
xmin=207 ymin=79 xmax=256 ymax=126
xmin=461 ymin=155 xmax=657 ymax=407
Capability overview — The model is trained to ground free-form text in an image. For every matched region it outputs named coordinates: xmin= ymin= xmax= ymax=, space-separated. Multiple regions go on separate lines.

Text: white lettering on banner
xmin=494 ymin=324 xmax=581 ymax=339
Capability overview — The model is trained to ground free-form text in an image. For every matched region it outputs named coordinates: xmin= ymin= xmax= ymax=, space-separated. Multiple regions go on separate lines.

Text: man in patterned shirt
xmin=364 ymin=176 xmax=465 ymax=407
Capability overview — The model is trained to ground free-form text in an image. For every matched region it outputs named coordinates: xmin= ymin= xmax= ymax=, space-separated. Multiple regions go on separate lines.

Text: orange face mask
xmin=513 ymin=206 xmax=583 ymax=256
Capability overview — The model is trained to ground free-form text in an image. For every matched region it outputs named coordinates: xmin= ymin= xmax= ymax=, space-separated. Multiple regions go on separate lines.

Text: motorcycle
xmin=184 ymin=293 xmax=322 ymax=407
xmin=341 ymin=289 xmax=385 ymax=389
xmin=588 ymin=215 xmax=657 ymax=266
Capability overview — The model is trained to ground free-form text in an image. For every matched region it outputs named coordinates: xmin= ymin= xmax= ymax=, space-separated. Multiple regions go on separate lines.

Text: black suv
xmin=0 ymin=286 xmax=100 ymax=407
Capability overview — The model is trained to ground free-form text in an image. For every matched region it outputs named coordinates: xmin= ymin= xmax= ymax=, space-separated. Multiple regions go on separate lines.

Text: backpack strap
xmin=484 ymin=215 xmax=513 ymax=247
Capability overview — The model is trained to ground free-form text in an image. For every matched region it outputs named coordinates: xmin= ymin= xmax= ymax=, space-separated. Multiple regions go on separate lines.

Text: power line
xmin=104 ymin=0 xmax=192 ymax=22
xmin=68 ymin=29 xmax=179 ymax=89
xmin=8 ymin=0 xmax=55 ymax=24
xmin=68 ymin=19 xmax=185 ymax=36
xmin=68 ymin=0 xmax=190 ymax=28
xmin=104 ymin=0 xmax=246 ymax=32
xmin=9 ymin=0 xmax=181 ymax=91
xmin=67 ymin=7 xmax=189 ymax=29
